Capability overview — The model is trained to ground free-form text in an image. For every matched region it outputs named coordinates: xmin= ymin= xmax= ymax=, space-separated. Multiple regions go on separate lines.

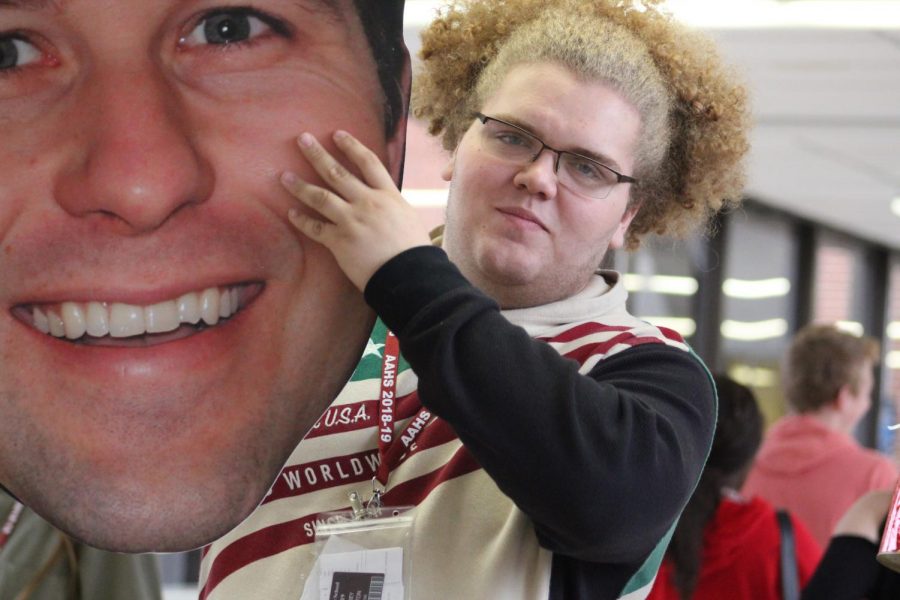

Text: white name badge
xmin=299 ymin=507 xmax=414 ymax=600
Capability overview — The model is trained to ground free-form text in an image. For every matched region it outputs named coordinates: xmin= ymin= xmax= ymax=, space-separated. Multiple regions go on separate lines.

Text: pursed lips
xmin=496 ymin=206 xmax=549 ymax=232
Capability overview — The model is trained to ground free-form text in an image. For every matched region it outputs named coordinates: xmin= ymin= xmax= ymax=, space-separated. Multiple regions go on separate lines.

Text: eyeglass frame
xmin=472 ymin=112 xmax=638 ymax=195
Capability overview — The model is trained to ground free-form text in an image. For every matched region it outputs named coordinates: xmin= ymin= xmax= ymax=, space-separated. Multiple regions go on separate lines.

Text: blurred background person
xmin=743 ymin=324 xmax=897 ymax=547
xmin=648 ymin=374 xmax=821 ymax=600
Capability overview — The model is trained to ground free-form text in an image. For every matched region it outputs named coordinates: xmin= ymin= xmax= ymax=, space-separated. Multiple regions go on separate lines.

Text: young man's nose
xmin=53 ymin=63 xmax=213 ymax=233
xmin=512 ymin=149 xmax=559 ymax=200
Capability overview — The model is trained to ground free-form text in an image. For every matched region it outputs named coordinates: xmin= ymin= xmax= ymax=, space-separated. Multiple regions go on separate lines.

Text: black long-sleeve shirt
xmin=366 ymin=246 xmax=717 ymax=598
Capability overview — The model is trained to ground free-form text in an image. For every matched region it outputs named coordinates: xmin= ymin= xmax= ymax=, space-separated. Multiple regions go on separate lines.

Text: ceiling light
xmin=728 ymin=364 xmax=779 ymax=388
xmin=622 ymin=274 xmax=643 ymax=291
xmin=888 ymin=322 xmax=900 ymax=340
xmin=892 ymin=197 xmax=900 ymax=219
xmin=659 ymin=0 xmax=900 ymax=29
xmin=722 ymin=277 xmax=791 ymax=299
xmin=404 ymin=1 xmax=900 ymax=29
xmin=835 ymin=321 xmax=865 ymax=336
xmin=887 ymin=351 xmax=900 ymax=370
xmin=622 ymin=274 xmax=699 ymax=296
xmin=721 ymin=318 xmax=788 ymax=341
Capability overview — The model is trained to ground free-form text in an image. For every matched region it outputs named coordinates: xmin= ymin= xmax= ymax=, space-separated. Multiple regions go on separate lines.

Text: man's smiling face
xmin=0 ymin=0 xmax=405 ymax=551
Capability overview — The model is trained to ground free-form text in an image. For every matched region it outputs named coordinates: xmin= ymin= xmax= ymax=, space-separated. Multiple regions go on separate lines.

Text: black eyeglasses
xmin=473 ymin=113 xmax=637 ymax=200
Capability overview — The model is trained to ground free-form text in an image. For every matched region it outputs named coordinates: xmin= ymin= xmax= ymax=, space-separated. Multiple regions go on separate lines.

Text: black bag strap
xmin=777 ymin=509 xmax=800 ymax=600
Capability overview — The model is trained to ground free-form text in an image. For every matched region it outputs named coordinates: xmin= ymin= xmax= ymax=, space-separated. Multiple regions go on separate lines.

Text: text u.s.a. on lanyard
xmin=0 ymin=500 xmax=25 ymax=553
xmin=350 ymin=330 xmax=432 ymax=520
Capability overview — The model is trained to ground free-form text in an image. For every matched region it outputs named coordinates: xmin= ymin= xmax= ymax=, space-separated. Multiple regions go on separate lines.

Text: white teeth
xmin=33 ymin=307 xmax=50 ymax=334
xmin=177 ymin=293 xmax=201 ymax=325
xmin=48 ymin=311 xmax=65 ymax=337
xmin=109 ymin=303 xmax=145 ymax=338
xmin=36 ymin=285 xmax=244 ymax=341
xmin=86 ymin=302 xmax=109 ymax=337
xmin=61 ymin=302 xmax=87 ymax=339
xmin=219 ymin=288 xmax=232 ymax=318
xmin=144 ymin=300 xmax=179 ymax=334
xmin=200 ymin=288 xmax=219 ymax=326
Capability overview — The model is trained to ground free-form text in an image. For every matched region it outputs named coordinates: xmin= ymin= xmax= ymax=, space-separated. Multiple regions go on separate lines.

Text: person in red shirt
xmin=648 ymin=375 xmax=822 ymax=600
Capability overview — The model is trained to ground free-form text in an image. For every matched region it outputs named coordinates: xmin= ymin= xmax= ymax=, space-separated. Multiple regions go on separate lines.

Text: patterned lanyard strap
xmin=371 ymin=330 xmax=433 ymax=498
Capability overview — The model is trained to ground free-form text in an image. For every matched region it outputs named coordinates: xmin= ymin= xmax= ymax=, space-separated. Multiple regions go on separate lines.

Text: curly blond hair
xmin=412 ymin=0 xmax=751 ymax=248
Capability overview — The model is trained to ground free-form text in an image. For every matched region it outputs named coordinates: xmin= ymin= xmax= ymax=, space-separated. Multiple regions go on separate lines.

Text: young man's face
xmin=0 ymin=0 xmax=407 ymax=552
xmin=441 ymin=61 xmax=640 ymax=309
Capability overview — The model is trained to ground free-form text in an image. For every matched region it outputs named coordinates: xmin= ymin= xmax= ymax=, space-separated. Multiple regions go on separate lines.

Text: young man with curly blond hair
xmin=201 ymin=1 xmax=750 ymax=598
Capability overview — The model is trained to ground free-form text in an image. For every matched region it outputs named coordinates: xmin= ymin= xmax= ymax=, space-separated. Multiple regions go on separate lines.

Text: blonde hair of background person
xmin=413 ymin=0 xmax=750 ymax=248
xmin=784 ymin=324 xmax=880 ymax=414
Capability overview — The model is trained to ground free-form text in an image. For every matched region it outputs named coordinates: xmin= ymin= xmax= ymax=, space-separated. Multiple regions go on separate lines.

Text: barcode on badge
xmin=329 ymin=571 xmax=385 ymax=600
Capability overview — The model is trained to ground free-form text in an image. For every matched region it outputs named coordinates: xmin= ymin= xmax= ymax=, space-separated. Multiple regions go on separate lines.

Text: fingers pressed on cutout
xmin=296 ymin=133 xmax=368 ymax=201
xmin=280 ymin=172 xmax=348 ymax=224
xmin=332 ymin=131 xmax=395 ymax=191
xmin=287 ymin=208 xmax=330 ymax=242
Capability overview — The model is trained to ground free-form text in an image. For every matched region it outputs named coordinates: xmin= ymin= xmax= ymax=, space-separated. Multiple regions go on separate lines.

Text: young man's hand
xmin=282 ymin=131 xmax=432 ymax=292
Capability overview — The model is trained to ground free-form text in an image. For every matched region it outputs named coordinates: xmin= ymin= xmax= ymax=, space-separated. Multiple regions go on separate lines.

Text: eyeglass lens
xmin=478 ymin=118 xmax=619 ymax=199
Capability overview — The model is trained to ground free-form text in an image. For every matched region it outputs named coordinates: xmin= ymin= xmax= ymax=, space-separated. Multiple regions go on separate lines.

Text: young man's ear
xmin=441 ymin=152 xmax=455 ymax=182
xmin=834 ymin=384 xmax=853 ymax=413
xmin=386 ymin=49 xmax=412 ymax=185
xmin=834 ymin=383 xmax=865 ymax=420
xmin=609 ymin=202 xmax=641 ymax=250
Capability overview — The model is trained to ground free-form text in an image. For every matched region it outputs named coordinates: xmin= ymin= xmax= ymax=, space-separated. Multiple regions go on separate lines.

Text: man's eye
xmin=495 ymin=131 xmax=530 ymax=147
xmin=181 ymin=10 xmax=273 ymax=47
xmin=568 ymin=158 xmax=608 ymax=182
xmin=0 ymin=36 xmax=41 ymax=72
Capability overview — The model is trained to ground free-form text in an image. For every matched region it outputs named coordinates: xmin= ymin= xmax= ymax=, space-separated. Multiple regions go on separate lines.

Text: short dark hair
xmin=351 ymin=0 xmax=408 ymax=137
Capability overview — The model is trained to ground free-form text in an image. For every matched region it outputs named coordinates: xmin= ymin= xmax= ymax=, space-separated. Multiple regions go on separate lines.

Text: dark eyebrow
xmin=0 ymin=1 xmax=336 ymax=14
xmin=0 ymin=0 xmax=62 ymax=10
xmin=293 ymin=0 xmax=344 ymax=21
xmin=0 ymin=0 xmax=43 ymax=8
xmin=493 ymin=112 xmax=625 ymax=173
xmin=0 ymin=0 xmax=348 ymax=36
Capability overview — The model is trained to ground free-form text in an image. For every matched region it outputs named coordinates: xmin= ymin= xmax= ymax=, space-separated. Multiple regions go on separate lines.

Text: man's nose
xmin=512 ymin=148 xmax=559 ymax=200
xmin=53 ymin=62 xmax=213 ymax=234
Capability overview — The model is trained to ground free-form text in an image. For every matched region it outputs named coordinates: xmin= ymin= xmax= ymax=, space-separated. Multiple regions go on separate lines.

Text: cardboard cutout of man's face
xmin=0 ymin=0 xmax=409 ymax=552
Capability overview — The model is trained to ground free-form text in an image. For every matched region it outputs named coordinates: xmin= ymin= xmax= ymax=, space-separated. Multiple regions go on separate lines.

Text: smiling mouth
xmin=13 ymin=283 xmax=262 ymax=347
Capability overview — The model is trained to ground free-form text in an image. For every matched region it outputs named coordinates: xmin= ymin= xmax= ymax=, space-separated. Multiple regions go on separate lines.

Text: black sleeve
xmin=365 ymin=246 xmax=716 ymax=563
xmin=801 ymin=536 xmax=881 ymax=600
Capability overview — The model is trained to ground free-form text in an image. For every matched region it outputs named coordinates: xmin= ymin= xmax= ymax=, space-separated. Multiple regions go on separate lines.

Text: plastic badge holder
xmin=299 ymin=504 xmax=414 ymax=600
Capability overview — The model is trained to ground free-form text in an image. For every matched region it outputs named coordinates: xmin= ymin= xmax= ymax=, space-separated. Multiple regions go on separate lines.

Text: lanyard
xmin=373 ymin=330 xmax=433 ymax=488
xmin=375 ymin=330 xmax=401 ymax=486
xmin=0 ymin=501 xmax=24 ymax=553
